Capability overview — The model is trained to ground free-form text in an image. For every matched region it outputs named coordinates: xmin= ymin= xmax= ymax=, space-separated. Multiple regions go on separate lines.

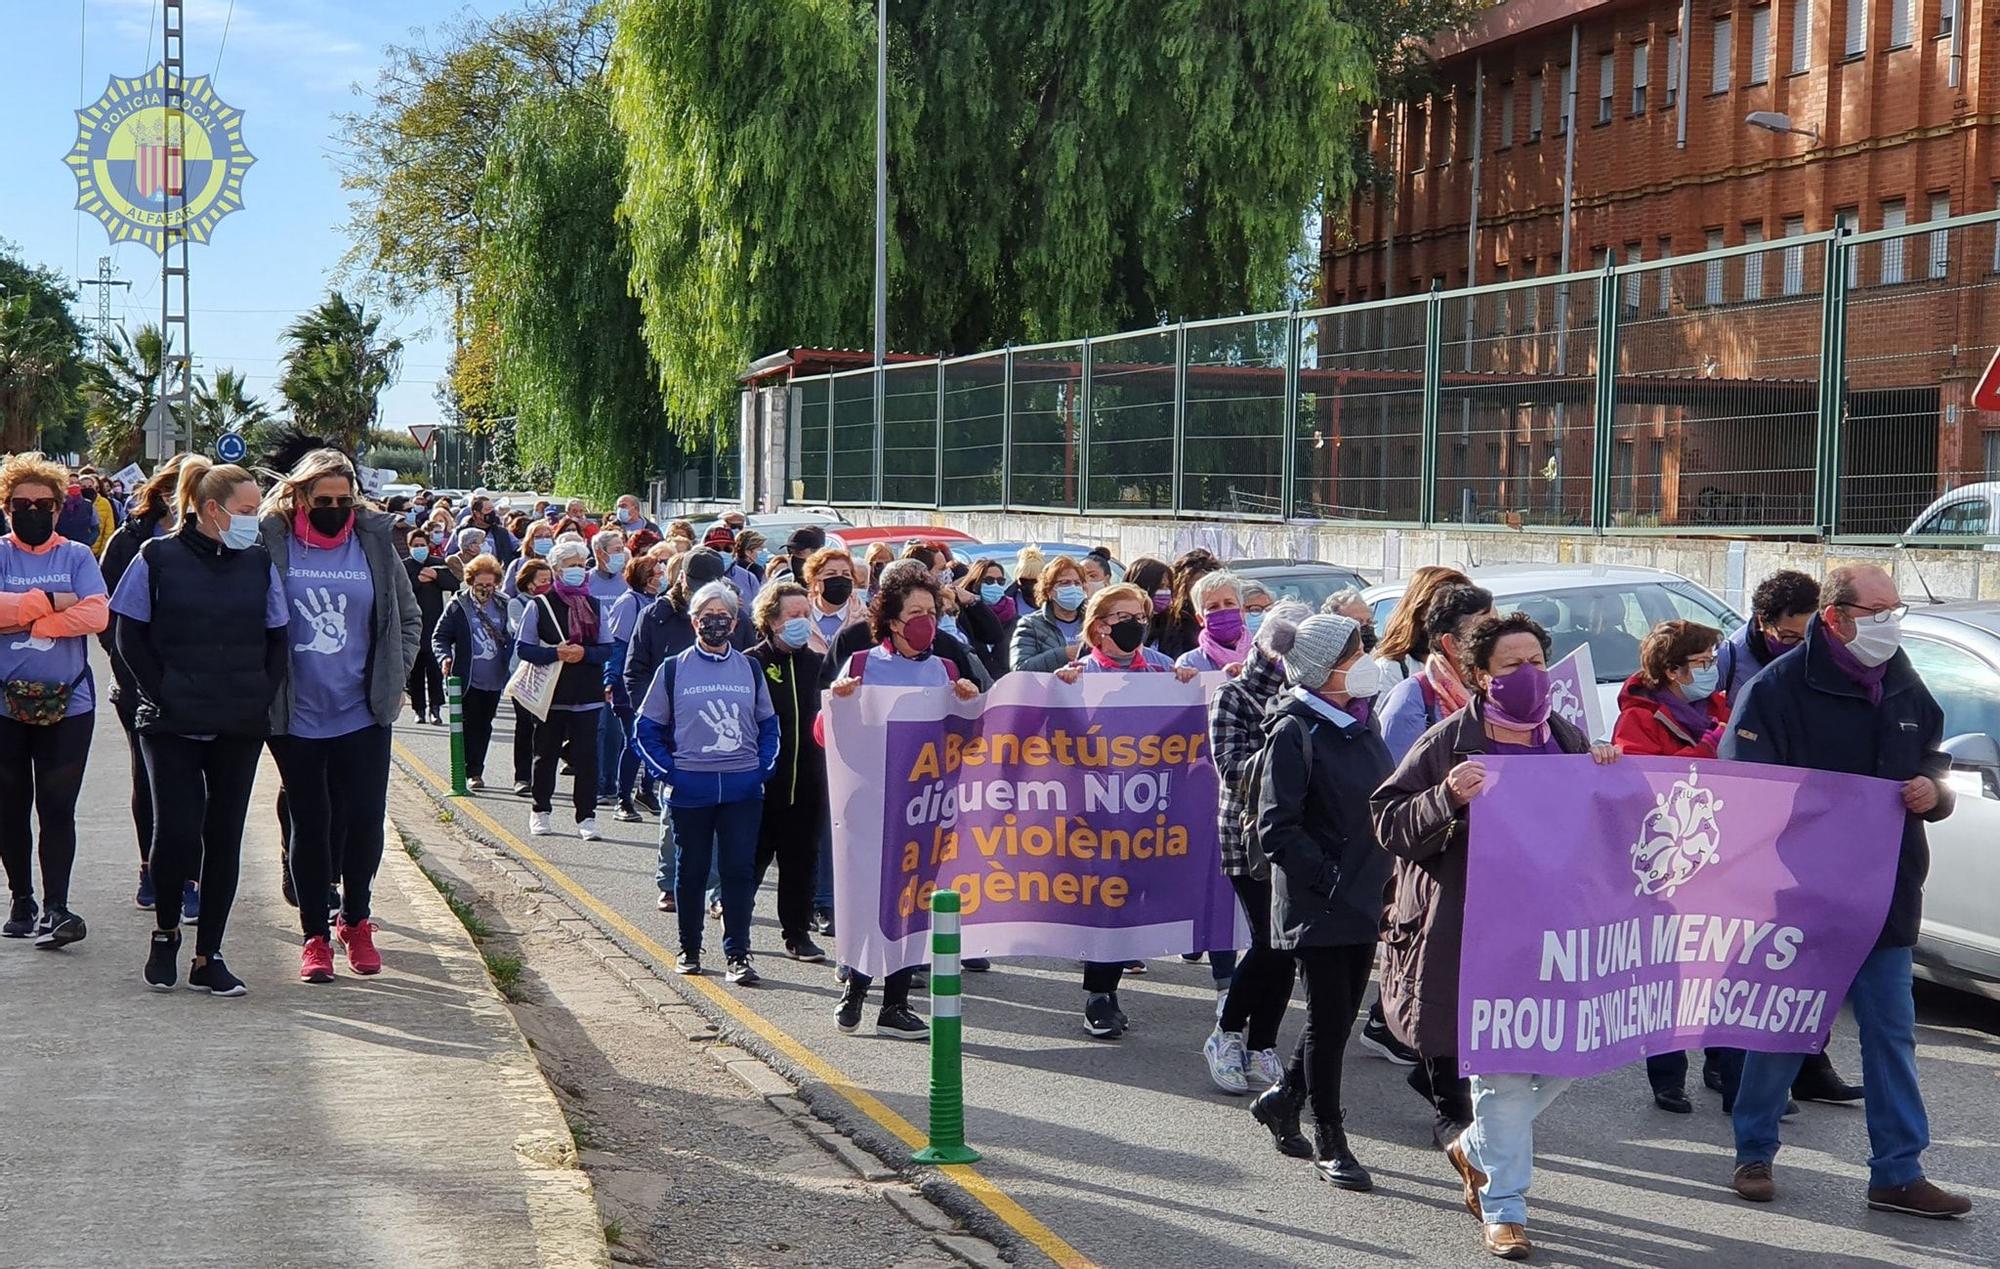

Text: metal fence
xmin=781 ymin=211 xmax=2000 ymax=541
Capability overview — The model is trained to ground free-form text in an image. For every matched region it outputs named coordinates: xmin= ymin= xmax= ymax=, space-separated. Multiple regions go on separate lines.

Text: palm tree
xmin=190 ymin=367 xmax=275 ymax=455
xmin=82 ymin=323 xmax=166 ymax=466
xmin=277 ymin=292 xmax=403 ymax=450
xmin=0 ymin=295 xmax=82 ymax=453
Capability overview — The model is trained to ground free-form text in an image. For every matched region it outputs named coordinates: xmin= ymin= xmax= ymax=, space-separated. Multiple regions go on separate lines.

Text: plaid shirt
xmin=1209 ymin=646 xmax=1288 ymax=876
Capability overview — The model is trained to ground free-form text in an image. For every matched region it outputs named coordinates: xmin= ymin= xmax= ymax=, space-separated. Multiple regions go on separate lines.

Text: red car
xmin=827 ymin=525 xmax=980 ymax=563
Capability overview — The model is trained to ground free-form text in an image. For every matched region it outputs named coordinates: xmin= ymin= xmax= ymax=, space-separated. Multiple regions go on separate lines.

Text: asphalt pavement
xmin=391 ymin=712 xmax=2000 ymax=1269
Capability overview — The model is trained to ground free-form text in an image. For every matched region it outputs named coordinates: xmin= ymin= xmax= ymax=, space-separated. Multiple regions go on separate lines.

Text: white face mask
xmin=1336 ymin=655 xmax=1382 ymax=700
xmin=1846 ymin=611 xmax=1903 ymax=667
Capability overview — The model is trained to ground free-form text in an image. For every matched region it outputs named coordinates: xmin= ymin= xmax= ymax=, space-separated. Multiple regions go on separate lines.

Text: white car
xmin=1903 ymin=482 xmax=2000 ymax=542
xmin=1363 ymin=562 xmax=1745 ymax=729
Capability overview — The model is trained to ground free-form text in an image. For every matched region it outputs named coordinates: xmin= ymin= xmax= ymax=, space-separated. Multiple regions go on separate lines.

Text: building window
xmin=1598 ymin=52 xmax=1615 ymax=123
xmin=1712 ymin=16 xmax=1734 ymax=92
xmin=1705 ymin=229 xmax=1726 ymax=303
xmin=1622 ymin=243 xmax=1642 ymax=316
xmin=1749 ymin=7 xmax=1772 ymax=83
xmin=1493 ymin=264 xmax=1511 ymax=334
xmin=1782 ymin=215 xmax=1807 ymax=294
xmin=1929 ymin=193 xmax=1951 ymax=278
xmin=1791 ymin=0 xmax=1813 ymax=70
xmin=1890 ymin=0 xmax=1913 ymax=46
xmin=1985 ymin=431 xmax=2000 ymax=480
xmin=1558 ymin=62 xmax=1574 ymax=133
xmin=1837 ymin=206 xmax=1860 ymax=285
xmin=1665 ymin=34 xmax=1681 ymax=106
xmin=1941 ymin=0 xmax=1957 ymax=37
xmin=1743 ymin=223 xmax=1766 ymax=299
xmin=1846 ymin=0 xmax=1868 ymax=57
xmin=1528 ymin=73 xmax=1545 ymax=141
xmin=1657 ymin=236 xmax=1674 ymax=311
xmin=1632 ymin=42 xmax=1650 ymax=112
xmin=1499 ymin=81 xmax=1516 ymax=147
xmin=1879 ymin=199 xmax=1907 ymax=284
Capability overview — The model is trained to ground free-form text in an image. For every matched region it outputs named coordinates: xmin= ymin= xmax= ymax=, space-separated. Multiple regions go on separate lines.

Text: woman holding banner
xmin=823 ymin=568 xmax=979 ymax=1036
xmin=1173 ymin=572 xmax=1253 ymax=673
xmin=1371 ymin=611 xmax=1618 ymax=1262
xmin=1054 ymin=584 xmax=1198 ymax=1038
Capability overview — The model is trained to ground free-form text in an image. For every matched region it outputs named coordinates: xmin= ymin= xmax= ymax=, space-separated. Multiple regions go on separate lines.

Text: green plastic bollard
xmin=912 ymin=888 xmax=981 ymax=1165
xmin=446 ymin=675 xmax=467 ymax=797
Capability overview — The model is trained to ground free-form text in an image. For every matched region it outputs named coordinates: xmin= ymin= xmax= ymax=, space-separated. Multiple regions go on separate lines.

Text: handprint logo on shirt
xmin=470 ymin=618 xmax=498 ymax=661
xmin=9 ymin=634 xmax=54 ymax=652
xmin=697 ymin=698 xmax=746 ymax=754
xmin=293 ymin=586 xmax=350 ymax=655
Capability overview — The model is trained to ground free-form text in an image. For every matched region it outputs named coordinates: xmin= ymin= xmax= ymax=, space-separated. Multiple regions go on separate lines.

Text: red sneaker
xmin=301 ymin=935 xmax=335 ymax=984
xmin=335 ymin=916 xmax=382 ymax=976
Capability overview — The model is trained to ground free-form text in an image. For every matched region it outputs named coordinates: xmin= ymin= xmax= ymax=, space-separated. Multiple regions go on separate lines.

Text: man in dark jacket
xmin=745 ymin=581 xmax=827 ymax=962
xmin=1718 ymin=564 xmax=1968 ymax=1219
xmin=1715 ymin=569 xmax=1818 ymax=700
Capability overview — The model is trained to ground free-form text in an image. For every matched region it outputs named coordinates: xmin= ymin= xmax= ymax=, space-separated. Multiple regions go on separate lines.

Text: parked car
xmin=1903 ymin=482 xmax=2000 ymax=543
xmin=1363 ymin=563 xmax=1743 ymax=726
xmin=1229 ymin=559 xmax=1370 ymax=609
xmin=1898 ymin=604 xmax=2000 ymax=994
xmin=962 ymin=541 xmax=1126 ymax=582
xmin=747 ymin=510 xmax=853 ymax=539
xmin=829 ymin=525 xmax=981 ymax=566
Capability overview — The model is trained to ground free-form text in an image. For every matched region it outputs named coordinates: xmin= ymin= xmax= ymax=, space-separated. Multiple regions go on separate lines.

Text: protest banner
xmin=1546 ymin=643 xmax=1605 ymax=740
xmin=822 ymin=671 xmax=1244 ymax=979
xmin=1458 ymin=754 xmax=1904 ymax=1078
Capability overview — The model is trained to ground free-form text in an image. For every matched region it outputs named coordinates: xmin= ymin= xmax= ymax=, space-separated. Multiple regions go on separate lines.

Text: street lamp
xmin=1745 ymin=111 xmax=1820 ymax=144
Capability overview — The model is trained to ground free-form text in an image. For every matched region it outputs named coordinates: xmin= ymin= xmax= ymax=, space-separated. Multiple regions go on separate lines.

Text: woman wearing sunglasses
xmin=0 ymin=454 xmax=110 ymax=949
xmin=259 ymin=449 xmax=421 ymax=984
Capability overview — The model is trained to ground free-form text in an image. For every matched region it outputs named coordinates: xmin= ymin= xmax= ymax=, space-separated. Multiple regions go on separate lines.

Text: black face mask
xmin=1108 ymin=617 xmax=1146 ymax=653
xmin=307 ymin=506 xmax=352 ymax=537
xmin=698 ymin=615 xmax=733 ymax=645
xmin=820 ymin=576 xmax=854 ymax=606
xmin=11 ymin=507 xmax=53 ymax=547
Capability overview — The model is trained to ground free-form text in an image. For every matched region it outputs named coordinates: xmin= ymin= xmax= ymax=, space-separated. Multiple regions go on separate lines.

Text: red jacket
xmin=1611 ymin=672 xmax=1730 ymax=759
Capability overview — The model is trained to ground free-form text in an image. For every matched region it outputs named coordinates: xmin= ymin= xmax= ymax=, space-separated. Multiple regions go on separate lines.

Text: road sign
xmin=215 ymin=431 xmax=247 ymax=463
xmin=408 ymin=424 xmax=439 ymax=453
xmin=143 ymin=399 xmax=178 ymax=462
xmin=1974 ymin=346 xmax=2000 ymax=413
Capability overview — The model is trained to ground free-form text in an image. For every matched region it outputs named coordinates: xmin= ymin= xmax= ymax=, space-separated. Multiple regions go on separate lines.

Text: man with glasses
xmin=1718 ymin=564 xmax=1970 ymax=1220
xmin=1716 ymin=569 xmax=1820 ymax=699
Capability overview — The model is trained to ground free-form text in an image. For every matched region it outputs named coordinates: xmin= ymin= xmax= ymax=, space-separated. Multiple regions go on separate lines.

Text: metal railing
xmin=780 ymin=211 xmax=2000 ymax=541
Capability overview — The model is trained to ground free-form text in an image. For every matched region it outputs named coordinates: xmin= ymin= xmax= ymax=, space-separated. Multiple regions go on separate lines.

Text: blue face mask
xmin=405 ymin=509 xmax=420 ymax=525
xmin=1682 ymin=662 xmax=1721 ymax=701
xmin=560 ymin=566 xmax=587 ymax=588
xmin=1245 ymin=610 xmax=1265 ymax=634
xmin=607 ymin=551 xmax=629 ymax=573
xmin=1053 ymin=584 xmax=1086 ymax=612
xmin=221 ymin=512 xmax=260 ymax=551
xmin=780 ymin=615 xmax=813 ymax=648
xmin=980 ymin=582 xmax=1006 ymax=605
xmin=756 ymin=549 xmax=772 ymax=567
xmin=531 ymin=539 xmax=550 ymax=556
xmin=938 ymin=614 xmax=961 ymax=639
xmin=410 ymin=546 xmax=430 ymax=563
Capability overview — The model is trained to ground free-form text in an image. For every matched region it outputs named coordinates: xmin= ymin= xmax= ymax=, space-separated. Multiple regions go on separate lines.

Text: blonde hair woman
xmin=259 ymin=448 xmax=421 ymax=984
xmin=110 ymin=458 xmax=285 ymax=995
xmin=0 ymin=453 xmax=110 ymax=950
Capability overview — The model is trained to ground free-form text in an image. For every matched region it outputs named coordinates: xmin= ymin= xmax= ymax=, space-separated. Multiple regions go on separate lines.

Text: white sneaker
xmin=576 ymin=817 xmax=601 ymax=841
xmin=1202 ymin=1027 xmax=1250 ymax=1095
xmin=528 ymin=811 xmax=552 ymax=836
xmin=1246 ymin=1047 xmax=1283 ymax=1091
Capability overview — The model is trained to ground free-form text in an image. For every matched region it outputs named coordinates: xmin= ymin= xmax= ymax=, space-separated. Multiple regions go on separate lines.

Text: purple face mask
xmin=1152 ymin=590 xmax=1172 ymax=613
xmin=1204 ymin=607 xmax=1245 ymax=644
xmin=1484 ymin=661 xmax=1552 ymax=728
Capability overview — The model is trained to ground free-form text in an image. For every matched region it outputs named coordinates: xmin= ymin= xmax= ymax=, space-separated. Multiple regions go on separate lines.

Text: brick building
xmin=1321 ymin=0 xmax=2000 ymax=535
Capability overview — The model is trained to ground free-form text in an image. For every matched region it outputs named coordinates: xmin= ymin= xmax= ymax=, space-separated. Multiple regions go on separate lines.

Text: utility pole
xmin=77 ymin=256 xmax=131 ymax=356
xmin=157 ymin=0 xmax=193 ymax=459
xmin=872 ymin=0 xmax=887 ymax=504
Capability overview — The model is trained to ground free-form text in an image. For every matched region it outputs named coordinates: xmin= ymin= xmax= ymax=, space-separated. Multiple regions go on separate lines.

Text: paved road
xmin=392 ymin=713 xmax=2000 ymax=1269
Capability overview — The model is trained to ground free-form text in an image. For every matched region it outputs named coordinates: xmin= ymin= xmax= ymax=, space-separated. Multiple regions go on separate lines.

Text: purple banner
xmin=1459 ymin=754 xmax=1905 ymax=1078
xmin=822 ymin=672 xmax=1245 ymax=978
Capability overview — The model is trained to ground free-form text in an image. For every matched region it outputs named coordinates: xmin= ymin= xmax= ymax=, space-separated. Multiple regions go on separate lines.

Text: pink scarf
xmin=292 ymin=507 xmax=353 ymax=550
xmin=1088 ymin=645 xmax=1154 ymax=672
xmin=1195 ymin=624 xmax=1251 ymax=671
xmin=1421 ymin=651 xmax=1472 ymax=714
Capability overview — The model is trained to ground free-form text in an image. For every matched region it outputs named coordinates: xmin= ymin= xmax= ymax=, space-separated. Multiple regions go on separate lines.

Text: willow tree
xmin=611 ymin=0 xmax=1393 ymax=429
xmin=475 ymin=88 xmax=666 ymax=503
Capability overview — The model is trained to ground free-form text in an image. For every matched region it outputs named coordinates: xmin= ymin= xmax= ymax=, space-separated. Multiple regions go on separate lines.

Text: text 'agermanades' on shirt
xmin=640 ymin=645 xmax=774 ymax=775
xmin=283 ymin=534 xmax=378 ymax=739
xmin=0 ymin=539 xmax=106 ymax=717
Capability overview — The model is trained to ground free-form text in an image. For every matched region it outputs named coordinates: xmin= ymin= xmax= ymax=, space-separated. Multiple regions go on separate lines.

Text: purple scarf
xmin=1822 ymin=625 xmax=1887 ymax=705
xmin=991 ymin=595 xmax=1018 ymax=625
xmin=1652 ymin=684 xmax=1716 ymax=742
xmin=1196 ymin=624 xmax=1251 ymax=671
xmin=549 ymin=575 xmax=599 ymax=642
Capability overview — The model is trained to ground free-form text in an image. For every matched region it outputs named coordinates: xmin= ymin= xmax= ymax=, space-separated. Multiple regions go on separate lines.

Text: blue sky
xmin=0 ymin=0 xmax=495 ymax=429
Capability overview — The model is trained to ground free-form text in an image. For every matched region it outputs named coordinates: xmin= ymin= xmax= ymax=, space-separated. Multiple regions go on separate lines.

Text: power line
xmin=212 ymin=0 xmax=234 ymax=77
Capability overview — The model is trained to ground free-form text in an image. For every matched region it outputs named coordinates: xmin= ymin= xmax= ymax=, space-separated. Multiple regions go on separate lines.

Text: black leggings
xmin=512 ymin=701 xmax=538 ymax=785
xmin=461 ymin=686 xmax=501 ymax=780
xmin=1287 ymin=943 xmax=1377 ymax=1129
xmin=0 ymin=712 xmax=93 ymax=909
xmin=1219 ymin=873 xmax=1297 ymax=1050
xmin=407 ymin=645 xmax=444 ymax=716
xmin=115 ymin=692 xmax=154 ymax=864
xmin=270 ymin=725 xmax=391 ymax=939
xmin=754 ymin=796 xmax=822 ymax=945
xmin=142 ymin=734 xmax=261 ymax=956
xmin=531 ymin=708 xmax=599 ymax=818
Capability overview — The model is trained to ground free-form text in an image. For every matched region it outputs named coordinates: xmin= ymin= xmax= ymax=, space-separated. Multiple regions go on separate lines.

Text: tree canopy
xmin=277 ymin=293 xmax=405 ymax=451
xmin=0 ymin=246 xmax=89 ymax=454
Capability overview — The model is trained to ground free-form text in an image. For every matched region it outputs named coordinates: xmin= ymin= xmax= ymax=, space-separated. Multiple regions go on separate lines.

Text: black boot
xmin=1250 ymin=1081 xmax=1313 ymax=1159
xmin=1313 ymin=1116 xmax=1373 ymax=1192
xmin=1792 ymin=1050 xmax=1864 ymax=1103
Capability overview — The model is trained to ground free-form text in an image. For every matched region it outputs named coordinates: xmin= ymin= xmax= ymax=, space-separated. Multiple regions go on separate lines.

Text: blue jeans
xmin=1734 ymin=944 xmax=1928 ymax=1188
xmin=1462 ymin=1073 xmax=1573 ymax=1226
xmin=669 ymin=798 xmax=762 ymax=960
xmin=616 ymin=716 xmax=643 ymax=802
xmin=596 ymin=709 xmax=626 ymax=799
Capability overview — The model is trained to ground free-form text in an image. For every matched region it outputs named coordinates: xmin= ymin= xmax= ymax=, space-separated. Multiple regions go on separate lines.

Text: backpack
xmin=1239 ymin=714 xmax=1314 ymax=882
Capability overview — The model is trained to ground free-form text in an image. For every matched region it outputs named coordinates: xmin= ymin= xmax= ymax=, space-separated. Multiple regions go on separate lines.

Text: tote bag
xmin=504 ymin=595 xmax=561 ymax=720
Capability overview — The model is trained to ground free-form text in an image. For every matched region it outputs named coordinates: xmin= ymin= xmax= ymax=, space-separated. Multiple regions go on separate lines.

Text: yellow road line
xmin=393 ymin=741 xmax=1094 ymax=1269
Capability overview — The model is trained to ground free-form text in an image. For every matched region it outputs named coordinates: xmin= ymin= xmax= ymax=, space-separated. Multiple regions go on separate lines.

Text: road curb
xmin=376 ymin=830 xmax=611 ymax=1268
xmin=390 ymin=759 xmax=1015 ymax=1266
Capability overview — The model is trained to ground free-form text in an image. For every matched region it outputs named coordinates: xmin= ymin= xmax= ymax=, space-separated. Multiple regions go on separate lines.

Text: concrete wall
xmin=860 ymin=507 xmax=2000 ymax=607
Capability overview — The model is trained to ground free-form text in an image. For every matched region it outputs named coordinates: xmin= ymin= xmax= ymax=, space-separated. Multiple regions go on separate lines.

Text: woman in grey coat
xmin=1006 ymin=554 xmax=1090 ymax=672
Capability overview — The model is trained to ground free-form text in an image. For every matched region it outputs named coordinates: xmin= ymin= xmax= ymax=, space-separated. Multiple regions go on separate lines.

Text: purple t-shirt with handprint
xmin=642 ymin=645 xmax=773 ymax=775
xmin=283 ymin=534 xmax=377 ymax=739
